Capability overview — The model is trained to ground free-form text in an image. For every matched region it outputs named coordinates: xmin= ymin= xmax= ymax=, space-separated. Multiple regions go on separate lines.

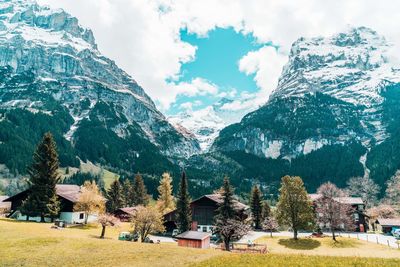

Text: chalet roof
xmin=56 ymin=184 xmax=81 ymax=203
xmin=377 ymin=218 xmax=400 ymax=227
xmin=309 ymin=194 xmax=364 ymax=205
xmin=196 ymin=194 xmax=249 ymax=211
xmin=5 ymin=184 xmax=82 ymax=204
xmin=176 ymin=231 xmax=211 ymax=240
xmin=117 ymin=207 xmax=138 ymax=215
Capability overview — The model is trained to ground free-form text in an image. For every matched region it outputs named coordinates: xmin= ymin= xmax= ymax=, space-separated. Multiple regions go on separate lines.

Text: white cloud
xmin=170 ymin=77 xmax=218 ymax=97
xmin=239 ymin=46 xmax=287 ymax=102
xmin=179 ymin=102 xmax=193 ymax=110
xmin=37 ymin=0 xmax=400 ymax=110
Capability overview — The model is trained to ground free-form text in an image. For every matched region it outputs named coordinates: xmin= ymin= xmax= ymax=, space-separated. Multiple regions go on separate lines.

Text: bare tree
xmin=315 ymin=182 xmax=355 ymax=242
xmin=346 ymin=176 xmax=380 ymax=208
xmin=74 ymin=181 xmax=105 ymax=224
xmin=385 ymin=171 xmax=400 ymax=211
xmin=214 ymin=218 xmax=250 ymax=251
xmin=131 ymin=206 xmax=165 ymax=242
xmin=262 ymin=216 xmax=279 ymax=237
xmin=98 ymin=213 xmax=120 ymax=239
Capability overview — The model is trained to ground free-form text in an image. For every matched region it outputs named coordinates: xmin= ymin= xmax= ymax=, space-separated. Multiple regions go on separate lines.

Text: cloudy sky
xmin=38 ymin=0 xmax=400 ymax=115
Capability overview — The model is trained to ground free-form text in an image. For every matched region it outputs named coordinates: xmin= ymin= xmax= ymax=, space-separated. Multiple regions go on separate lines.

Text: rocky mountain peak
xmin=273 ymin=27 xmax=399 ymax=107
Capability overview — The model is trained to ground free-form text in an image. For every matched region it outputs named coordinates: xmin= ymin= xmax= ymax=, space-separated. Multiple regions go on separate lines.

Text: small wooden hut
xmin=176 ymin=231 xmax=211 ymax=249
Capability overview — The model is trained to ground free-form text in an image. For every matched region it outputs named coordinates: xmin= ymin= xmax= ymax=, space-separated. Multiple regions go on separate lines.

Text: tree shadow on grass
xmin=278 ymin=238 xmax=321 ymax=250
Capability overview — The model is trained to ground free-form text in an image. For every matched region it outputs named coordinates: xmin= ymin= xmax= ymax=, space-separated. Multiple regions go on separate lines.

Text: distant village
xmin=1 ymin=132 xmax=400 ymax=251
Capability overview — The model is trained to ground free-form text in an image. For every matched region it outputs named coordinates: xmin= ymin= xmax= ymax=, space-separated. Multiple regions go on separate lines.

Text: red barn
xmin=176 ymin=231 xmax=211 ymax=249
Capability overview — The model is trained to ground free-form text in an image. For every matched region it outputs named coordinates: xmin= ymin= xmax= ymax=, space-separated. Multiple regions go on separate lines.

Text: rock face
xmin=0 ymin=0 xmax=199 ymax=175
xmin=209 ymin=27 xmax=400 ymax=191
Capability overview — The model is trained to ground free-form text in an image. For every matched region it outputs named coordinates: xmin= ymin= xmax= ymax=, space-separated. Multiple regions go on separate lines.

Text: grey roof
xmin=377 ymin=218 xmax=400 ymax=227
xmin=309 ymin=194 xmax=364 ymax=205
xmin=176 ymin=231 xmax=211 ymax=240
xmin=118 ymin=207 xmax=139 ymax=215
xmin=56 ymin=184 xmax=81 ymax=203
xmin=201 ymin=194 xmax=249 ymax=211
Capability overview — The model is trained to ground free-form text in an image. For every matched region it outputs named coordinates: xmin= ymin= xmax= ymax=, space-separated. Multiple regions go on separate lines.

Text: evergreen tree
xmin=250 ymin=185 xmax=263 ymax=229
xmin=215 ymin=176 xmax=236 ymax=220
xmin=122 ymin=178 xmax=134 ymax=207
xmin=22 ymin=132 xmax=61 ymax=222
xmin=276 ymin=176 xmax=314 ymax=240
xmin=156 ymin=172 xmax=175 ymax=214
xmin=262 ymin=201 xmax=271 ymax=220
xmin=106 ymin=179 xmax=124 ymax=212
xmin=133 ymin=173 xmax=149 ymax=206
xmin=176 ymin=171 xmax=191 ymax=233
xmin=47 ymin=194 xmax=61 ymax=222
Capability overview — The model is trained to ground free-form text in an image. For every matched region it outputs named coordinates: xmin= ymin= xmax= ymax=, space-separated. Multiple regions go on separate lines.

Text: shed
xmin=376 ymin=218 xmax=400 ymax=233
xmin=176 ymin=231 xmax=211 ymax=249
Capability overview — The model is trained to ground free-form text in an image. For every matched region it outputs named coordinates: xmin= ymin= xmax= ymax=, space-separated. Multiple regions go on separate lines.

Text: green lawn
xmin=1 ymin=219 xmax=400 ymax=267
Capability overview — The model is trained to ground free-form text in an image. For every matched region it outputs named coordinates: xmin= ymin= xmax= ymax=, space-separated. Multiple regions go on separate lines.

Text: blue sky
xmin=169 ymin=27 xmax=265 ymax=115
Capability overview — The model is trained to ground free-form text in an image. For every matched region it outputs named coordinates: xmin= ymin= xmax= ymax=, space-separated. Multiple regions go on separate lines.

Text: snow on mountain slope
xmin=273 ymin=27 xmax=400 ymax=107
xmin=169 ymin=98 xmax=256 ymax=151
xmin=0 ymin=0 xmax=200 ymax=159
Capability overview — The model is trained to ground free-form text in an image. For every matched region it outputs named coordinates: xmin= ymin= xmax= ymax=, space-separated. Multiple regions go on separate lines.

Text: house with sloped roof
xmin=375 ymin=218 xmax=400 ymax=233
xmin=309 ymin=193 xmax=369 ymax=232
xmin=164 ymin=194 xmax=249 ymax=233
xmin=114 ymin=206 xmax=139 ymax=222
xmin=5 ymin=184 xmax=100 ymax=224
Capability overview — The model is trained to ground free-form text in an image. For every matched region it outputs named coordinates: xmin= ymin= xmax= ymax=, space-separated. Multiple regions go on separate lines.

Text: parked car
xmin=391 ymin=228 xmax=400 ymax=239
xmin=118 ymin=232 xmax=139 ymax=241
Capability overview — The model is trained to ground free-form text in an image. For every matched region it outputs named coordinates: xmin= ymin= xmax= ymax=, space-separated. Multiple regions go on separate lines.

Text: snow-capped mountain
xmin=206 ymin=27 xmax=400 ymax=191
xmin=169 ymin=98 xmax=256 ymax=151
xmin=0 ymin=0 xmax=199 ymax=175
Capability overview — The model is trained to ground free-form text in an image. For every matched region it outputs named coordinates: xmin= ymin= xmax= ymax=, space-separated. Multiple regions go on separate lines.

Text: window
xmin=79 ymin=213 xmax=84 ymax=220
xmin=353 ymin=213 xmax=359 ymax=221
xmin=202 ymin=227 xmax=207 ymax=232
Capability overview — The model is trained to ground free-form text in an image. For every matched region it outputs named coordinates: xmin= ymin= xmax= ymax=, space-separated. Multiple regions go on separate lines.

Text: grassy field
xmin=1 ymin=219 xmax=400 ymax=267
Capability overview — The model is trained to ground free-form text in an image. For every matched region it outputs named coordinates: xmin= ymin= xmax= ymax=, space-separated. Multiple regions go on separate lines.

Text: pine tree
xmin=122 ymin=179 xmax=134 ymax=207
xmin=133 ymin=173 xmax=149 ymax=206
xmin=262 ymin=201 xmax=271 ymax=220
xmin=276 ymin=176 xmax=314 ymax=240
xmin=156 ymin=172 xmax=175 ymax=214
xmin=215 ymin=176 xmax=236 ymax=221
xmin=22 ymin=132 xmax=61 ymax=222
xmin=47 ymin=194 xmax=61 ymax=222
xmin=250 ymin=185 xmax=263 ymax=229
xmin=176 ymin=171 xmax=191 ymax=233
xmin=106 ymin=179 xmax=124 ymax=212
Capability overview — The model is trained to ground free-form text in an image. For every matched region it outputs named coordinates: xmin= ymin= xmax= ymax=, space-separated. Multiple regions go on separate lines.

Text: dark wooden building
xmin=164 ymin=194 xmax=249 ymax=233
xmin=114 ymin=207 xmax=138 ymax=222
xmin=309 ymin=194 xmax=369 ymax=232
xmin=5 ymin=184 xmax=100 ymax=224
xmin=176 ymin=231 xmax=211 ymax=249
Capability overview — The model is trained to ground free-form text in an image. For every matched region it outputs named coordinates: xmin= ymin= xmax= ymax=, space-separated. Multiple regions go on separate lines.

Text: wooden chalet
xmin=309 ymin=194 xmax=368 ymax=232
xmin=176 ymin=231 xmax=211 ymax=249
xmin=164 ymin=194 xmax=249 ymax=233
xmin=5 ymin=184 xmax=100 ymax=224
xmin=375 ymin=218 xmax=400 ymax=233
xmin=114 ymin=207 xmax=138 ymax=222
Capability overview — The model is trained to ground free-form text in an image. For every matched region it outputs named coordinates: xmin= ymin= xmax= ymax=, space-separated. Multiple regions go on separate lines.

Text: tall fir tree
xmin=156 ymin=172 xmax=175 ymax=214
xmin=106 ymin=179 xmax=124 ymax=212
xmin=122 ymin=178 xmax=134 ymax=207
xmin=262 ymin=201 xmax=271 ymax=220
xmin=21 ymin=132 xmax=61 ymax=222
xmin=250 ymin=185 xmax=263 ymax=229
xmin=133 ymin=173 xmax=149 ymax=206
xmin=215 ymin=176 xmax=236 ymax=221
xmin=176 ymin=171 xmax=191 ymax=233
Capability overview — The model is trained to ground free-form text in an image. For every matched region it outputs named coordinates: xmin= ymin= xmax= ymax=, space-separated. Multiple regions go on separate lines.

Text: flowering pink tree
xmin=262 ymin=216 xmax=279 ymax=237
xmin=315 ymin=182 xmax=355 ymax=242
xmin=98 ymin=213 xmax=120 ymax=239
